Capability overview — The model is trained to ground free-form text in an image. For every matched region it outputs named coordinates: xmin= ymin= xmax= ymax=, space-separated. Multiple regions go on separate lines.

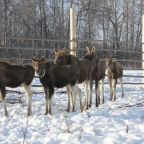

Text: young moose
xmin=105 ymin=57 xmax=124 ymax=101
xmin=55 ymin=49 xmax=80 ymax=111
xmin=32 ymin=57 xmax=82 ymax=114
xmin=85 ymin=47 xmax=106 ymax=107
xmin=54 ymin=47 xmax=97 ymax=110
xmin=0 ymin=61 xmax=35 ymax=116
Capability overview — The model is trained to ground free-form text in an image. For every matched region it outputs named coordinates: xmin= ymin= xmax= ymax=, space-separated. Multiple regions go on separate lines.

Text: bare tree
xmin=0 ymin=0 xmax=143 ymax=66
xmin=4 ymin=0 xmax=8 ymax=45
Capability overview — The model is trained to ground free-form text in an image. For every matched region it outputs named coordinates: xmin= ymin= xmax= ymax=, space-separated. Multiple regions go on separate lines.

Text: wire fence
xmin=0 ymin=36 xmax=143 ymax=70
xmin=0 ymin=37 xmax=143 ymax=104
xmin=0 ymin=37 xmax=142 ymax=69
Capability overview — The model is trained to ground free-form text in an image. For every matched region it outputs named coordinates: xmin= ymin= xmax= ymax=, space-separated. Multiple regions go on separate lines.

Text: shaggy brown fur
xmin=85 ymin=47 xmax=106 ymax=107
xmin=32 ymin=57 xmax=82 ymax=114
xmin=105 ymin=57 xmax=124 ymax=101
xmin=54 ymin=47 xmax=98 ymax=110
xmin=0 ymin=61 xmax=35 ymax=116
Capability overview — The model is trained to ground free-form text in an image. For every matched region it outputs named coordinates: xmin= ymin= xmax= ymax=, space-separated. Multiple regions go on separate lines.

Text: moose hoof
xmin=89 ymin=104 xmax=92 ymax=107
xmin=83 ymin=106 xmax=88 ymax=111
xmin=27 ymin=113 xmax=31 ymax=117
xmin=5 ymin=113 xmax=9 ymax=117
xmin=72 ymin=109 xmax=76 ymax=112
xmin=122 ymin=93 xmax=124 ymax=97
xmin=80 ymin=108 xmax=83 ymax=112
xmin=66 ymin=108 xmax=70 ymax=112
xmin=27 ymin=111 xmax=32 ymax=117
xmin=44 ymin=112 xmax=48 ymax=115
xmin=96 ymin=104 xmax=99 ymax=107
xmin=4 ymin=110 xmax=9 ymax=117
xmin=80 ymin=106 xmax=84 ymax=112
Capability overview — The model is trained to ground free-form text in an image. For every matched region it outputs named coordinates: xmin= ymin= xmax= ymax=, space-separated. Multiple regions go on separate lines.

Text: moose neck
xmin=39 ymin=69 xmax=45 ymax=78
xmin=38 ymin=63 xmax=46 ymax=79
xmin=84 ymin=54 xmax=95 ymax=64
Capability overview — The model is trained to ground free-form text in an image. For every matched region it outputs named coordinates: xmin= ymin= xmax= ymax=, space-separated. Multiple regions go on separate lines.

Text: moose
xmin=54 ymin=49 xmax=81 ymax=111
xmin=54 ymin=49 xmax=79 ymax=65
xmin=0 ymin=61 xmax=35 ymax=116
xmin=85 ymin=47 xmax=106 ymax=107
xmin=32 ymin=57 xmax=82 ymax=114
xmin=54 ymin=47 xmax=97 ymax=110
xmin=105 ymin=57 xmax=124 ymax=101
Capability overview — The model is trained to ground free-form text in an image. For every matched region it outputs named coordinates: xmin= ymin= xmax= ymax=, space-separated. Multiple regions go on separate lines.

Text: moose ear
xmin=86 ymin=46 xmax=89 ymax=52
xmin=62 ymin=48 xmax=66 ymax=52
xmin=54 ymin=50 xmax=58 ymax=56
xmin=32 ymin=56 xmax=36 ymax=62
xmin=92 ymin=46 xmax=95 ymax=52
xmin=32 ymin=57 xmax=38 ymax=65
xmin=104 ymin=56 xmax=109 ymax=61
xmin=108 ymin=57 xmax=113 ymax=62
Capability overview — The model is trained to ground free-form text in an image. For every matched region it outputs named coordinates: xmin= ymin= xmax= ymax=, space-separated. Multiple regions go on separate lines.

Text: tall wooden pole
xmin=142 ymin=15 xmax=144 ymax=69
xmin=70 ymin=7 xmax=77 ymax=56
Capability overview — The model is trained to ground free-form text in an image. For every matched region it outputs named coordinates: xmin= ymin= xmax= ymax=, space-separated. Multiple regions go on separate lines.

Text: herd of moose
xmin=0 ymin=47 xmax=124 ymax=116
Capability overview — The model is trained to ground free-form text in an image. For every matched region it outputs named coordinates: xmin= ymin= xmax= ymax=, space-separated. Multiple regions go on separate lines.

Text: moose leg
xmin=119 ymin=77 xmax=124 ymax=97
xmin=109 ymin=78 xmax=113 ymax=100
xmin=48 ymin=95 xmax=52 ymax=114
xmin=112 ymin=79 xmax=117 ymax=101
xmin=77 ymin=86 xmax=83 ymax=112
xmin=98 ymin=82 xmax=100 ymax=105
xmin=71 ymin=84 xmax=83 ymax=112
xmin=46 ymin=86 xmax=54 ymax=114
xmin=66 ymin=86 xmax=71 ymax=112
xmin=89 ymin=79 xmax=93 ymax=107
xmin=44 ymin=87 xmax=49 ymax=115
xmin=69 ymin=86 xmax=74 ymax=112
xmin=0 ymin=84 xmax=8 ymax=116
xmin=22 ymin=84 xmax=33 ymax=116
xmin=95 ymin=81 xmax=99 ymax=107
xmin=70 ymin=85 xmax=78 ymax=112
xmin=85 ymin=81 xmax=89 ymax=110
xmin=100 ymin=79 xmax=104 ymax=104
xmin=99 ymin=79 xmax=104 ymax=104
xmin=83 ymin=81 xmax=89 ymax=110
xmin=88 ymin=80 xmax=92 ymax=108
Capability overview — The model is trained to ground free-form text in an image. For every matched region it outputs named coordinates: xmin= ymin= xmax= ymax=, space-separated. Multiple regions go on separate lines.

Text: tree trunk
xmin=4 ymin=0 xmax=8 ymax=45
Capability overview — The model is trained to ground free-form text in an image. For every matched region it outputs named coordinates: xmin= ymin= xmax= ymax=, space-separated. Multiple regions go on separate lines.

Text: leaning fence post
xmin=70 ymin=6 xmax=77 ymax=56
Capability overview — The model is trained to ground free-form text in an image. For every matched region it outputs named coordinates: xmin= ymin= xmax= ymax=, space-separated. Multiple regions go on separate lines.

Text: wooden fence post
xmin=142 ymin=15 xmax=144 ymax=70
xmin=70 ymin=7 xmax=77 ymax=56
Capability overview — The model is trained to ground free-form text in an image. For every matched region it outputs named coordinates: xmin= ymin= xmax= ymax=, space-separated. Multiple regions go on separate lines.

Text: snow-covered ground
xmin=0 ymin=70 xmax=144 ymax=144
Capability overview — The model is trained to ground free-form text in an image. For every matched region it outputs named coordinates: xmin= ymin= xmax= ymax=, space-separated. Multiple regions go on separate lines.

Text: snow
xmin=0 ymin=70 xmax=144 ymax=144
